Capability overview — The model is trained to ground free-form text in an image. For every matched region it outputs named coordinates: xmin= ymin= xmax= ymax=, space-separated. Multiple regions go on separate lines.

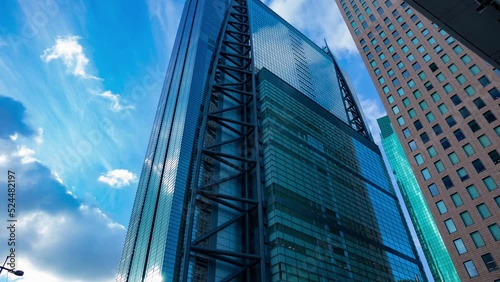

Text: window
xmin=402 ymin=70 xmax=410 ymax=78
xmin=409 ymin=140 xmax=417 ymax=151
xmin=427 ymin=35 xmax=435 ymax=44
xmin=431 ymin=92 xmax=440 ymax=102
xmin=453 ymin=239 xmax=467 ymax=255
xmin=450 ymin=94 xmax=462 ymax=105
xmin=403 ymin=97 xmax=410 ymax=107
xmin=469 ymin=64 xmax=481 ymax=75
xmin=378 ymin=76 xmax=386 ymax=85
xmin=443 ymin=83 xmax=453 ymax=93
xmin=443 ymin=175 xmax=454 ymax=189
xmin=464 ymin=260 xmax=479 ymax=278
xmin=445 ymin=116 xmax=456 ymax=127
xmin=496 ymin=196 xmax=500 ymax=208
xmin=419 ymin=101 xmax=428 ymax=110
xmin=397 ymin=116 xmax=405 ymax=126
xmin=478 ymin=134 xmax=492 ymax=148
xmin=408 ymin=108 xmax=416 ymax=118
xmin=411 ymin=37 xmax=419 ymax=45
xmin=414 ymin=120 xmax=423 ymax=131
xmin=392 ymin=105 xmax=400 ymax=114
xmin=403 ymin=127 xmax=411 ymax=138
xmin=463 ymin=143 xmax=476 ymax=157
xmin=483 ymin=176 xmax=498 ymax=191
xmin=427 ymin=146 xmax=437 ymax=158
xmin=445 ymin=218 xmax=457 ymax=233
xmin=454 ymin=129 xmax=465 ymax=141
xmin=426 ymin=112 xmax=435 ymax=123
xmin=397 ymin=61 xmax=404 ymax=69
xmin=459 ymin=107 xmax=471 ymax=118
xmin=429 ymin=63 xmax=438 ymax=72
xmin=374 ymin=68 xmax=381 ymax=76
xmin=388 ymin=45 xmax=395 ymax=53
xmin=383 ymin=85 xmax=389 ymax=94
xmin=392 ymin=53 xmax=400 ymax=61
xmin=413 ymin=90 xmax=422 ymax=99
xmin=471 ymin=231 xmax=485 ymax=248
xmin=481 ymin=253 xmax=498 ymax=272
xmin=446 ymin=36 xmax=455 ymax=44
xmin=489 ymin=87 xmax=500 ymax=99
xmin=434 ymin=160 xmax=445 ymax=172
xmin=473 ymin=97 xmax=486 ymax=109
xmin=457 ymin=167 xmax=469 ymax=181
xmin=392 ymin=78 xmax=400 ymax=86
xmin=488 ymin=150 xmax=500 ymax=164
xmin=451 ymin=194 xmax=464 ymax=209
xmin=433 ymin=124 xmax=443 ymax=135
xmin=448 ymin=64 xmax=458 ymax=74
xmin=417 ymin=45 xmax=425 ymax=53
xmin=383 ymin=60 xmax=390 ymax=68
xmin=423 ymin=53 xmax=431 ymax=62
xmin=415 ymin=153 xmax=424 ymax=165
xmin=436 ymin=72 xmax=445 ymax=82
xmin=489 ymin=224 xmax=500 ymax=240
xmin=379 ymin=53 xmax=387 ymax=60
xmin=477 ymin=203 xmax=492 ymax=219
xmin=438 ymin=103 xmax=448 ymax=114
xmin=460 ymin=211 xmax=473 ymax=226
xmin=420 ymin=132 xmax=430 ymax=144
xmin=428 ymin=183 xmax=439 ymax=197
xmin=408 ymin=79 xmax=415 ymax=88
xmin=478 ymin=75 xmax=491 ymax=87
xmin=466 ymin=185 xmax=480 ymax=200
xmin=453 ymin=45 xmax=463 ymax=54
xmin=465 ymin=85 xmax=476 ymax=96
xmin=483 ymin=110 xmax=497 ymax=123
xmin=401 ymin=22 xmax=408 ymax=30
xmin=436 ymin=200 xmax=447 ymax=214
xmin=440 ymin=137 xmax=451 ymax=150
xmin=418 ymin=71 xmax=427 ymax=80
xmin=416 ymin=21 xmax=423 ymax=29
xmin=468 ymin=120 xmax=481 ymax=133
xmin=461 ymin=54 xmax=471 ymax=64
xmin=421 ymin=168 xmax=431 ymax=180
xmin=407 ymin=53 xmax=415 ymax=61
xmin=412 ymin=62 xmax=420 ymax=71
xmin=375 ymin=45 xmax=382 ymax=52
xmin=448 ymin=152 xmax=460 ymax=165
xmin=424 ymin=81 xmax=434 ymax=90
xmin=456 ymin=74 xmax=466 ymax=84
xmin=472 ymin=159 xmax=486 ymax=173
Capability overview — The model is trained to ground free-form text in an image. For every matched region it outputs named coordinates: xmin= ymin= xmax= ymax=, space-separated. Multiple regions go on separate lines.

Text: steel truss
xmin=181 ymin=0 xmax=267 ymax=281
xmin=323 ymin=41 xmax=371 ymax=140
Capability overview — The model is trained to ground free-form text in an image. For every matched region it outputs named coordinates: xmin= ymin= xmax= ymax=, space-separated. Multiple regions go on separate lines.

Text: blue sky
xmin=0 ymin=0 xmax=425 ymax=281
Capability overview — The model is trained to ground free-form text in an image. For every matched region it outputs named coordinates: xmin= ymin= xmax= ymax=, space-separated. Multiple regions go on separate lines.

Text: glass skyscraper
xmin=378 ymin=115 xmax=459 ymax=281
xmin=117 ymin=0 xmax=426 ymax=281
xmin=337 ymin=0 xmax=500 ymax=280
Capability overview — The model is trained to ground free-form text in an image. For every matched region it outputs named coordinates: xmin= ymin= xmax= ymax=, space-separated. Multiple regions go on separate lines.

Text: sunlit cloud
xmin=13 ymin=145 xmax=37 ymax=164
xmin=98 ymin=169 xmax=138 ymax=188
xmin=41 ymin=36 xmax=100 ymax=80
xmin=98 ymin=90 xmax=135 ymax=112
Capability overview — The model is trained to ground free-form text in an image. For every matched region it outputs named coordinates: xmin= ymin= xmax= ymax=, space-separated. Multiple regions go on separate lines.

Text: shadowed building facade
xmin=337 ymin=0 xmax=500 ymax=281
xmin=117 ymin=0 xmax=426 ymax=281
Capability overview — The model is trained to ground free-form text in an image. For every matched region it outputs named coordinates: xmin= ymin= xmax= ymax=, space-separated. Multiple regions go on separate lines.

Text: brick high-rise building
xmin=336 ymin=0 xmax=500 ymax=281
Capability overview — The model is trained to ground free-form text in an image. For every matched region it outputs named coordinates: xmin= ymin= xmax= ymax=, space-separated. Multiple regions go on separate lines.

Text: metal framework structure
xmin=323 ymin=42 xmax=371 ymax=140
xmin=181 ymin=0 xmax=267 ymax=281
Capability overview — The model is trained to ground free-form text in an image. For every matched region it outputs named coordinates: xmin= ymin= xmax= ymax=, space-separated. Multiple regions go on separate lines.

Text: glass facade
xmin=378 ymin=115 xmax=459 ymax=281
xmin=117 ymin=0 xmax=426 ymax=281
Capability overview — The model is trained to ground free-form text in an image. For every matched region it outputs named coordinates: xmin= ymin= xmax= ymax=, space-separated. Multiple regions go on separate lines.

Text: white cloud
xmin=10 ymin=132 xmax=18 ymax=141
xmin=360 ymin=97 xmax=387 ymax=145
xmin=13 ymin=145 xmax=37 ymax=164
xmin=98 ymin=90 xmax=135 ymax=112
xmin=41 ymin=36 xmax=100 ymax=79
xmin=266 ymin=0 xmax=357 ymax=55
xmin=0 ymin=154 xmax=7 ymax=164
xmin=98 ymin=169 xmax=138 ymax=188
xmin=35 ymin=127 xmax=44 ymax=144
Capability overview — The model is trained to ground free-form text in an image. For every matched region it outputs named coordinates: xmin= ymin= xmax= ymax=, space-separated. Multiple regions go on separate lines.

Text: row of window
xmin=428 ymin=175 xmax=497 ymax=197
xmin=463 ymin=253 xmax=498 ymax=278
